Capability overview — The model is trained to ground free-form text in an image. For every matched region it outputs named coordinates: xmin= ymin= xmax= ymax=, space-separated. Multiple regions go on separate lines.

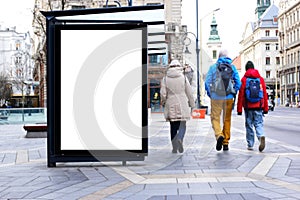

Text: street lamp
xmin=199 ymin=5 xmax=220 ymax=107
xmin=194 ymin=0 xmax=220 ymax=108
xmin=182 ymin=4 xmax=220 ymax=109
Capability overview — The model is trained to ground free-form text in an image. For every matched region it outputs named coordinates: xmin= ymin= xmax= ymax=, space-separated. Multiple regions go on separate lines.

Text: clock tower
xmin=207 ymin=14 xmax=222 ymax=63
xmin=256 ymin=0 xmax=271 ymax=19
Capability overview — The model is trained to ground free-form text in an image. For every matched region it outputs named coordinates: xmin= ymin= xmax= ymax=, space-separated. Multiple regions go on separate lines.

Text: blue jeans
xmin=170 ymin=121 xmax=186 ymax=141
xmin=245 ymin=110 xmax=264 ymax=147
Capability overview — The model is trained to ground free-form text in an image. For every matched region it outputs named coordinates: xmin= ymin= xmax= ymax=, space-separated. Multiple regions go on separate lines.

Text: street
xmin=231 ymin=106 xmax=300 ymax=148
xmin=265 ymin=106 xmax=300 ymax=147
xmin=0 ymin=108 xmax=300 ymax=199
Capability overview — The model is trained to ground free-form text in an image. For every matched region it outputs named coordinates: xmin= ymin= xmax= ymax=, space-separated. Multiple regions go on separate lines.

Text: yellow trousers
xmin=210 ymin=99 xmax=234 ymax=145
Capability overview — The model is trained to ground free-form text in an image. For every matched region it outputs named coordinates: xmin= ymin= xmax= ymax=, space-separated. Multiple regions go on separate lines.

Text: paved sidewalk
xmin=0 ymin=114 xmax=300 ymax=200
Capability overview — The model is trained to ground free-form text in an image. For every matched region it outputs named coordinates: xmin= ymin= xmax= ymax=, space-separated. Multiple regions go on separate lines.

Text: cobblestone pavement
xmin=0 ymin=113 xmax=300 ymax=200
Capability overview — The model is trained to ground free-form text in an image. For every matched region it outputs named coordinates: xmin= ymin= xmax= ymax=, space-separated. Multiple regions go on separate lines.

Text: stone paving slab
xmin=0 ymin=114 xmax=300 ymax=199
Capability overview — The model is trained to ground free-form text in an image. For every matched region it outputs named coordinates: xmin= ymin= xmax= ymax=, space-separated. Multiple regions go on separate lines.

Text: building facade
xmin=0 ymin=26 xmax=37 ymax=107
xmin=278 ymin=0 xmax=300 ymax=106
xmin=32 ymin=0 xmax=184 ymax=112
xmin=240 ymin=2 xmax=280 ymax=103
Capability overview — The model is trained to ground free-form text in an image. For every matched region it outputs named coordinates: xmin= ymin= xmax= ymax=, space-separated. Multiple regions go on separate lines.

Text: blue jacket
xmin=205 ymin=57 xmax=241 ymax=100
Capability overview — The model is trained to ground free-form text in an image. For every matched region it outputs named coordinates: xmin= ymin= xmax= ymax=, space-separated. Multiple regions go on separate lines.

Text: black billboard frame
xmin=44 ymin=7 xmax=153 ymax=167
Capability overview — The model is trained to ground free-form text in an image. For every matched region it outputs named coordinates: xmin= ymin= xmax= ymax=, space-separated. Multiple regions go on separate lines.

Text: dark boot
xmin=178 ymin=139 xmax=184 ymax=153
xmin=259 ymin=136 xmax=265 ymax=152
xmin=172 ymin=140 xmax=178 ymax=153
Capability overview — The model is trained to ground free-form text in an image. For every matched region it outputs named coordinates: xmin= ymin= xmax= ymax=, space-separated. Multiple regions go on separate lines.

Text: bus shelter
xmin=42 ymin=5 xmax=165 ymax=167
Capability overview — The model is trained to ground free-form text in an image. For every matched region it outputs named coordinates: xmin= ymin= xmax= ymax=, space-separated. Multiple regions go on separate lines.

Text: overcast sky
xmin=182 ymin=0 xmax=280 ymax=58
xmin=0 ymin=0 xmax=280 ymax=58
xmin=0 ymin=0 xmax=34 ymax=33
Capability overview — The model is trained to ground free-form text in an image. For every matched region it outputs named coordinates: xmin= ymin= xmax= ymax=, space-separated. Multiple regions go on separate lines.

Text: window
xmin=15 ymin=42 xmax=20 ymax=50
xmin=294 ymin=13 xmax=296 ymax=24
xmin=71 ymin=5 xmax=86 ymax=9
xmin=213 ymin=50 xmax=217 ymax=59
xmin=266 ymin=57 xmax=270 ymax=65
xmin=276 ymin=57 xmax=280 ymax=65
xmin=265 ymin=30 xmax=270 ymax=36
xmin=273 ymin=16 xmax=278 ymax=24
xmin=266 ymin=70 xmax=271 ymax=79
xmin=146 ymin=3 xmax=161 ymax=5
xmin=149 ymin=55 xmax=158 ymax=65
xmin=102 ymin=4 xmax=117 ymax=7
xmin=15 ymin=56 xmax=21 ymax=64
xmin=265 ymin=44 xmax=270 ymax=51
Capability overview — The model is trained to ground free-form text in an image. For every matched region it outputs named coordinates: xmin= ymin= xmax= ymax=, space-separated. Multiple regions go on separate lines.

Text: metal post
xmin=196 ymin=0 xmax=200 ymax=108
xmin=128 ymin=0 xmax=132 ymax=6
xmin=198 ymin=7 xmax=220 ymax=108
xmin=275 ymin=67 xmax=278 ymax=106
xmin=295 ymin=55 xmax=298 ymax=106
xmin=199 ymin=16 xmax=203 ymax=108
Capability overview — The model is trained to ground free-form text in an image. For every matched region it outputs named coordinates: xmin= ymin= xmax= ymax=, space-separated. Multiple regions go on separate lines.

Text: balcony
xmin=285 ymin=40 xmax=300 ymax=50
xmin=265 ymin=77 xmax=277 ymax=85
xmin=281 ymin=63 xmax=300 ymax=72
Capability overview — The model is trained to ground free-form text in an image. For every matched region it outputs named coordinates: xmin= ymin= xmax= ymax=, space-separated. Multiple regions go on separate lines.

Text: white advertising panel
xmin=60 ymin=29 xmax=143 ymax=150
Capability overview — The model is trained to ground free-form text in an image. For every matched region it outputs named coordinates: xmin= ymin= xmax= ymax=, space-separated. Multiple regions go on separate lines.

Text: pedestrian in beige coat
xmin=160 ymin=60 xmax=195 ymax=153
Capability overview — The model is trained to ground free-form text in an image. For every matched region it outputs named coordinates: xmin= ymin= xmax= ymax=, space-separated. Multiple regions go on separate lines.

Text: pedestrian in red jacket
xmin=237 ymin=61 xmax=268 ymax=152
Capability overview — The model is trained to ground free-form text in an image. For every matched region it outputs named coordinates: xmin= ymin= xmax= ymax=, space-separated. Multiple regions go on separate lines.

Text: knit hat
xmin=245 ymin=61 xmax=255 ymax=71
xmin=218 ymin=49 xmax=228 ymax=58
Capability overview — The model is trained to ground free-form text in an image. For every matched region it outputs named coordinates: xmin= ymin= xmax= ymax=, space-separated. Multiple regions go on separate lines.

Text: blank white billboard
xmin=60 ymin=29 xmax=143 ymax=150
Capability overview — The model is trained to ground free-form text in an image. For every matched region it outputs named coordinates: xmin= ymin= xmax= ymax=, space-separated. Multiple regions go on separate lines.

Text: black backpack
xmin=212 ymin=63 xmax=236 ymax=96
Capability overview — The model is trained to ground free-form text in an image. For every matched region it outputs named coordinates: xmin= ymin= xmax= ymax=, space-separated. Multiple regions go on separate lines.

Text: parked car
xmin=0 ymin=110 xmax=8 ymax=120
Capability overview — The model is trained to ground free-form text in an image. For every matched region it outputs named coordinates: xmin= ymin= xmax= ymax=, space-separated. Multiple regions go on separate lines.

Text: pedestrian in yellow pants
xmin=210 ymin=99 xmax=234 ymax=150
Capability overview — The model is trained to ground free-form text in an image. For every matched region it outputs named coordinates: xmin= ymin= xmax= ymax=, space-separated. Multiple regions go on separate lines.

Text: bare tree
xmin=0 ymin=72 xmax=12 ymax=106
xmin=32 ymin=0 xmax=68 ymax=107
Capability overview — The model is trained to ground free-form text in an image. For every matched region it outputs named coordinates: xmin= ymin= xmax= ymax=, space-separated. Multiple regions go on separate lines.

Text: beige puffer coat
xmin=160 ymin=67 xmax=195 ymax=121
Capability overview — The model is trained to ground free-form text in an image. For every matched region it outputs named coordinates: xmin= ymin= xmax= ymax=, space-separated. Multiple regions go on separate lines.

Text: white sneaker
xmin=247 ymin=147 xmax=254 ymax=150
